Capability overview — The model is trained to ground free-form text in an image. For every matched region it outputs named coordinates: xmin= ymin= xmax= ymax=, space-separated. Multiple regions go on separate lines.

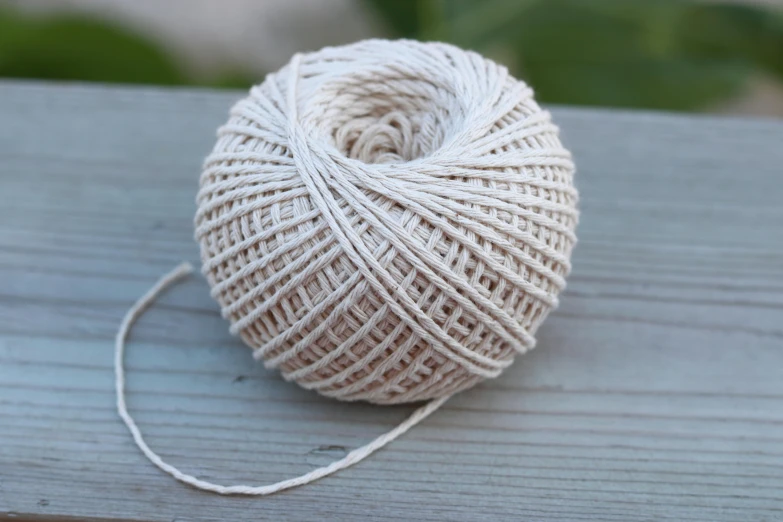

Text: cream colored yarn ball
xmin=195 ymin=39 xmax=578 ymax=405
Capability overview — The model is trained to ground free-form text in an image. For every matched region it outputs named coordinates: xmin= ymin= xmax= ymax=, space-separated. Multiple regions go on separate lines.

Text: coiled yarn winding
xmin=196 ymin=39 xmax=578 ymax=404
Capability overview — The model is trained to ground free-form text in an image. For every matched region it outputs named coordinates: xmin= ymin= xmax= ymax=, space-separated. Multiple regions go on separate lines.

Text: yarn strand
xmin=115 ymin=262 xmax=450 ymax=495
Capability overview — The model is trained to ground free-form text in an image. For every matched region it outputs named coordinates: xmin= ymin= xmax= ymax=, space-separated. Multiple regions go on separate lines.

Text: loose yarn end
xmin=115 ymin=262 xmax=450 ymax=495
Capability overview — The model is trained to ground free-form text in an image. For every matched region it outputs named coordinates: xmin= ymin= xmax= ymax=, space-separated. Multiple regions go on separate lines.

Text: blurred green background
xmin=1 ymin=0 xmax=782 ymax=113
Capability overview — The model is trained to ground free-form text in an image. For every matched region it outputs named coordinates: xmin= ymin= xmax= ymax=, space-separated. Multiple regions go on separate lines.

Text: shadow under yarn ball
xmin=195 ymin=39 xmax=579 ymax=405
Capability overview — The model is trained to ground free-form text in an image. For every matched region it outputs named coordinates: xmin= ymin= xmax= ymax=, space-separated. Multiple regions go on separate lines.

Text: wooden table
xmin=1 ymin=81 xmax=782 ymax=522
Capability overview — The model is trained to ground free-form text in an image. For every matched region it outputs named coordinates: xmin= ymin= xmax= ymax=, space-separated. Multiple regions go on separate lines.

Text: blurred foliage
xmin=0 ymin=7 xmax=253 ymax=88
xmin=365 ymin=0 xmax=783 ymax=111
xmin=1 ymin=1 xmax=782 ymax=110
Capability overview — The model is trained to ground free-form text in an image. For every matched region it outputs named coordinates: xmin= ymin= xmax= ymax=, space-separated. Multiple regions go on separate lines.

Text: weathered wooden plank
xmin=0 ymin=80 xmax=782 ymax=521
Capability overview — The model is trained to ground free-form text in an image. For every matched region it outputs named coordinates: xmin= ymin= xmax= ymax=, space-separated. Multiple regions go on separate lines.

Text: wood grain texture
xmin=1 ymin=80 xmax=782 ymax=522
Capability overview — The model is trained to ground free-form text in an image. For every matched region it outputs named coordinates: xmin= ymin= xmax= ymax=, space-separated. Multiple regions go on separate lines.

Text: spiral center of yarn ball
xmin=196 ymin=39 xmax=578 ymax=405
xmin=311 ymin=69 xmax=453 ymax=165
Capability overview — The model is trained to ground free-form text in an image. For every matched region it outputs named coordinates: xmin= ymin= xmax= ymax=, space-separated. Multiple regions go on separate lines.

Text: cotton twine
xmin=116 ymin=39 xmax=578 ymax=495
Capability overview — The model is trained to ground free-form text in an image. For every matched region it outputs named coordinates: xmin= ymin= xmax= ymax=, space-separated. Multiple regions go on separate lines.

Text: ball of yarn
xmin=195 ymin=39 xmax=578 ymax=405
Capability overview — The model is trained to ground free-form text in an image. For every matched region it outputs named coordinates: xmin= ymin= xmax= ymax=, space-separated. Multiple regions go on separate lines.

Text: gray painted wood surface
xmin=1 ymin=81 xmax=782 ymax=522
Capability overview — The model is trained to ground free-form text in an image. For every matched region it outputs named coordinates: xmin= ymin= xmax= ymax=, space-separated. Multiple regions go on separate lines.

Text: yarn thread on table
xmin=116 ymin=39 xmax=579 ymax=495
